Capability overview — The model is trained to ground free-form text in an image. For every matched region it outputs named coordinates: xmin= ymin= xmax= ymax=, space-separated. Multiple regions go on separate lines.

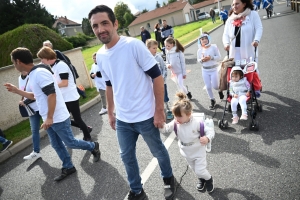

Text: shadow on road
xmin=210 ymin=188 xmax=263 ymax=200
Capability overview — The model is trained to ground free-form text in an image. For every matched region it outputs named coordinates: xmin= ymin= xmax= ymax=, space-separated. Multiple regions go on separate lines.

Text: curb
xmin=0 ymin=95 xmax=101 ymax=163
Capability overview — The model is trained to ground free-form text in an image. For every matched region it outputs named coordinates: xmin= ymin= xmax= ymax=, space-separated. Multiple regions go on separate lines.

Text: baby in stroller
xmin=229 ymin=67 xmax=250 ymax=124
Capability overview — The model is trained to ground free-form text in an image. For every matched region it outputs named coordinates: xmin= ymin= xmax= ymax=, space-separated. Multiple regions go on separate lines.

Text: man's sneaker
xmin=187 ymin=92 xmax=192 ymax=100
xmin=240 ymin=114 xmax=248 ymax=120
xmin=83 ymin=137 xmax=92 ymax=142
xmin=163 ymin=175 xmax=177 ymax=200
xmin=206 ymin=176 xmax=214 ymax=193
xmin=1 ymin=140 xmax=13 ymax=152
xmin=54 ymin=166 xmax=76 ymax=181
xmin=196 ymin=178 xmax=206 ymax=191
xmin=99 ymin=108 xmax=107 ymax=115
xmin=91 ymin=142 xmax=101 ymax=162
xmin=127 ymin=188 xmax=147 ymax=200
xmin=218 ymin=91 xmax=224 ymax=100
xmin=23 ymin=151 xmax=41 ymax=160
xmin=209 ymin=99 xmax=216 ymax=110
xmin=232 ymin=116 xmax=239 ymax=124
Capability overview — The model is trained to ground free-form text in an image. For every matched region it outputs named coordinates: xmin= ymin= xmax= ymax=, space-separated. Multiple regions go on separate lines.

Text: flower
xmin=232 ymin=18 xmax=243 ymax=27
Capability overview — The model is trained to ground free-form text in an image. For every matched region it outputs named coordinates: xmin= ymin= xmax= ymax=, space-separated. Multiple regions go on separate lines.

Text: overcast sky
xmin=39 ymin=0 xmax=167 ymax=23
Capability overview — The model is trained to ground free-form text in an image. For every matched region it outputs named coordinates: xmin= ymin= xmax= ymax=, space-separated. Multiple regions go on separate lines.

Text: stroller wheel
xmin=254 ymin=122 xmax=259 ymax=131
xmin=249 ymin=121 xmax=259 ymax=131
xmin=218 ymin=120 xmax=223 ymax=129
xmin=258 ymin=104 xmax=263 ymax=112
xmin=224 ymin=120 xmax=229 ymax=128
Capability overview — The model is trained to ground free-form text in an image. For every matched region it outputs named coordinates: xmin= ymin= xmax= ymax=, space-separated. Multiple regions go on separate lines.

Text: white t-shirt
xmin=90 ymin=63 xmax=106 ymax=90
xmin=51 ymin=61 xmax=79 ymax=102
xmin=28 ymin=67 xmax=70 ymax=123
xmin=96 ymin=36 xmax=157 ymax=123
xmin=18 ymin=75 xmax=39 ymax=112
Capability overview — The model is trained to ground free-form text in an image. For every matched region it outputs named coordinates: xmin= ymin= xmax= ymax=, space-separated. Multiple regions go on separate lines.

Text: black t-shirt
xmin=234 ymin=26 xmax=241 ymax=47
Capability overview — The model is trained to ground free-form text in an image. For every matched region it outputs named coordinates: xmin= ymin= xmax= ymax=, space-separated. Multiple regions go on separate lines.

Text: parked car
xmin=198 ymin=12 xmax=210 ymax=20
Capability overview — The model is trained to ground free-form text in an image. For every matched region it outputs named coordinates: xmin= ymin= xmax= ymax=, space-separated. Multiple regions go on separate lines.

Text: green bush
xmin=0 ymin=24 xmax=73 ymax=68
xmin=65 ymin=33 xmax=94 ymax=48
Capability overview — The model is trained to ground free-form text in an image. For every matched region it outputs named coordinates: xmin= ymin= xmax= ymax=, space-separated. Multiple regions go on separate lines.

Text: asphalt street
xmin=1 ymin=2 xmax=299 ymax=200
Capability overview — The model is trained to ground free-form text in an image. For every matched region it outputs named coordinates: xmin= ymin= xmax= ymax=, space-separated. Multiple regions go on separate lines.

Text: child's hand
xmin=167 ymin=65 xmax=172 ymax=69
xmin=201 ymin=56 xmax=210 ymax=62
xmin=246 ymin=92 xmax=250 ymax=97
xmin=183 ymin=75 xmax=186 ymax=79
xmin=233 ymin=94 xmax=238 ymax=98
xmin=200 ymin=136 xmax=209 ymax=145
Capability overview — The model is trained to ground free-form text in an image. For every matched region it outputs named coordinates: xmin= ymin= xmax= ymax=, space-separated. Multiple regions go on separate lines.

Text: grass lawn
xmin=1 ymin=19 xmax=222 ymax=149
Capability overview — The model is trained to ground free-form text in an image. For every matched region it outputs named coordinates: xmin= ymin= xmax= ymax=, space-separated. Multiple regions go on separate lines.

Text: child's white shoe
xmin=240 ymin=114 xmax=248 ymax=120
xmin=232 ymin=116 xmax=239 ymax=124
xmin=206 ymin=142 xmax=211 ymax=152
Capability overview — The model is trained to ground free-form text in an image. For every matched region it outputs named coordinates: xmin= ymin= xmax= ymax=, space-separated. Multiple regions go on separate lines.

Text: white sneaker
xmin=23 ymin=151 xmax=41 ymax=160
xmin=99 ymin=108 xmax=107 ymax=115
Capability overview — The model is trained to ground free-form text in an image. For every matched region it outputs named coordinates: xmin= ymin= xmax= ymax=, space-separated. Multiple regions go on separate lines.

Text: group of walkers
xmin=2 ymin=0 xmax=264 ymax=199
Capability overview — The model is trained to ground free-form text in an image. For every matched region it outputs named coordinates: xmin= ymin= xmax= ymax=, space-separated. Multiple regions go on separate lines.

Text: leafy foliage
xmin=0 ymin=24 xmax=73 ymax=67
xmin=82 ymin=18 xmax=94 ymax=36
xmin=124 ymin=12 xmax=134 ymax=28
xmin=65 ymin=33 xmax=94 ymax=48
xmin=114 ymin=2 xmax=134 ymax=29
xmin=168 ymin=0 xmax=177 ymax=3
xmin=156 ymin=1 xmax=161 ymax=8
xmin=0 ymin=0 xmax=55 ymax=35
xmin=142 ymin=9 xmax=149 ymax=13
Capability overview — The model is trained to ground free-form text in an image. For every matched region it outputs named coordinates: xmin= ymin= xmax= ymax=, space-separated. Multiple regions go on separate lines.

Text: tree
xmin=162 ymin=2 xmax=167 ymax=6
xmin=0 ymin=0 xmax=55 ymax=35
xmin=141 ymin=9 xmax=149 ymax=13
xmin=82 ymin=18 xmax=93 ymax=36
xmin=114 ymin=2 xmax=133 ymax=29
xmin=168 ymin=0 xmax=177 ymax=3
xmin=156 ymin=1 xmax=161 ymax=8
xmin=124 ymin=12 xmax=134 ymax=28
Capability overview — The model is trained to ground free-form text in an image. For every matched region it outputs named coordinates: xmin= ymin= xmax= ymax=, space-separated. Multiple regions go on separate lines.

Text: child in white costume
xmin=90 ymin=52 xmax=107 ymax=115
xmin=165 ymin=37 xmax=192 ymax=100
xmin=229 ymin=66 xmax=251 ymax=124
xmin=160 ymin=92 xmax=215 ymax=193
xmin=197 ymin=32 xmax=221 ymax=109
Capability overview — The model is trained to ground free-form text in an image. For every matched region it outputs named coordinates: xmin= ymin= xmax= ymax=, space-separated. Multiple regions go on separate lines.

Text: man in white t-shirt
xmin=89 ymin=5 xmax=175 ymax=200
xmin=4 ymin=47 xmax=101 ymax=182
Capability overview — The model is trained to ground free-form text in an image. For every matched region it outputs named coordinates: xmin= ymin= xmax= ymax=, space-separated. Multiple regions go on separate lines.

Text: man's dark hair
xmin=88 ymin=5 xmax=116 ymax=24
xmin=10 ymin=48 xmax=33 ymax=64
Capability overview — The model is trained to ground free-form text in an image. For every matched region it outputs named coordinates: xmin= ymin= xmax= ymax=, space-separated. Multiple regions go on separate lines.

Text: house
xmin=128 ymin=0 xmax=232 ymax=37
xmin=128 ymin=0 xmax=195 ymax=37
xmin=193 ymin=0 xmax=230 ymax=17
xmin=52 ymin=16 xmax=83 ymax=37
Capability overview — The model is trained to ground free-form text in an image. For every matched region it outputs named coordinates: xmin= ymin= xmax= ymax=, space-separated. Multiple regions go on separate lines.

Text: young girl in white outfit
xmin=165 ymin=37 xmax=192 ymax=100
xmin=90 ymin=52 xmax=107 ymax=115
xmin=197 ymin=32 xmax=221 ymax=109
xmin=160 ymin=92 xmax=215 ymax=193
xmin=229 ymin=66 xmax=251 ymax=124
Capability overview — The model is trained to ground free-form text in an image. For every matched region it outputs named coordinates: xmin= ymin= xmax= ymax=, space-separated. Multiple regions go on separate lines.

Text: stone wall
xmin=0 ymin=47 xmax=92 ymax=130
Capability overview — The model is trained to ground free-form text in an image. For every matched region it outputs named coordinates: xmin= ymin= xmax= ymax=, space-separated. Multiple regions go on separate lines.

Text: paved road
xmin=1 ymin=3 xmax=299 ymax=200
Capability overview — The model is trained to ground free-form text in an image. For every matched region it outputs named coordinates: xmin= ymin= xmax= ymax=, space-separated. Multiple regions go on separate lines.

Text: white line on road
xmin=123 ymin=132 xmax=177 ymax=200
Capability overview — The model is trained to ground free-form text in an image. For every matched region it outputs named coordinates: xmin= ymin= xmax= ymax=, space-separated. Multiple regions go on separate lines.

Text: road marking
xmin=123 ymin=132 xmax=176 ymax=199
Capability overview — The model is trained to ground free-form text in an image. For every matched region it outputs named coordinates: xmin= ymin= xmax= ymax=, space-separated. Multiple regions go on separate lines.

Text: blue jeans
xmin=164 ymin=84 xmax=170 ymax=103
xmin=0 ymin=136 xmax=7 ymax=144
xmin=29 ymin=111 xmax=41 ymax=153
xmin=46 ymin=118 xmax=95 ymax=169
xmin=116 ymin=117 xmax=173 ymax=194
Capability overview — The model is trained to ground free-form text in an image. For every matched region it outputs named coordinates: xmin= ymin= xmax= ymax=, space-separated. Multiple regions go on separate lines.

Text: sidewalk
xmin=0 ymin=24 xmax=223 ymax=164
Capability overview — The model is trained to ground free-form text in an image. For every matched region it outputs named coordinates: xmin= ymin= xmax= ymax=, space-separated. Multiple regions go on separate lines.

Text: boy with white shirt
xmin=4 ymin=47 xmax=100 ymax=182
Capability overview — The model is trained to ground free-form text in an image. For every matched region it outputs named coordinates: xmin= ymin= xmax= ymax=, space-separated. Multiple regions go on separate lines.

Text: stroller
xmin=218 ymin=58 xmax=262 ymax=131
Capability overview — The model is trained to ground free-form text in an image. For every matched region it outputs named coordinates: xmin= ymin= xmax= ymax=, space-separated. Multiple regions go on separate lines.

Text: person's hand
xmin=19 ymin=101 xmax=25 ymax=106
xmin=91 ymin=74 xmax=96 ymax=78
xmin=201 ymin=56 xmax=211 ymax=62
xmin=200 ymin=136 xmax=209 ymax=145
xmin=108 ymin=113 xmax=116 ymax=130
xmin=167 ymin=65 xmax=172 ymax=69
xmin=246 ymin=92 xmax=250 ymax=97
xmin=183 ymin=75 xmax=186 ymax=79
xmin=224 ymin=45 xmax=230 ymax=51
xmin=234 ymin=94 xmax=238 ymax=98
xmin=41 ymin=118 xmax=53 ymax=130
xmin=252 ymin=41 xmax=259 ymax=47
xmin=4 ymin=83 xmax=18 ymax=93
xmin=153 ymin=109 xmax=165 ymax=129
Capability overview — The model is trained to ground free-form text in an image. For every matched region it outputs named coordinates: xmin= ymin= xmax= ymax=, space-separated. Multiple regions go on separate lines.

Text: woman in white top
xmin=223 ymin=0 xmax=263 ymax=64
xmin=18 ymin=71 xmax=42 ymax=160
xmin=37 ymin=47 xmax=93 ymax=141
